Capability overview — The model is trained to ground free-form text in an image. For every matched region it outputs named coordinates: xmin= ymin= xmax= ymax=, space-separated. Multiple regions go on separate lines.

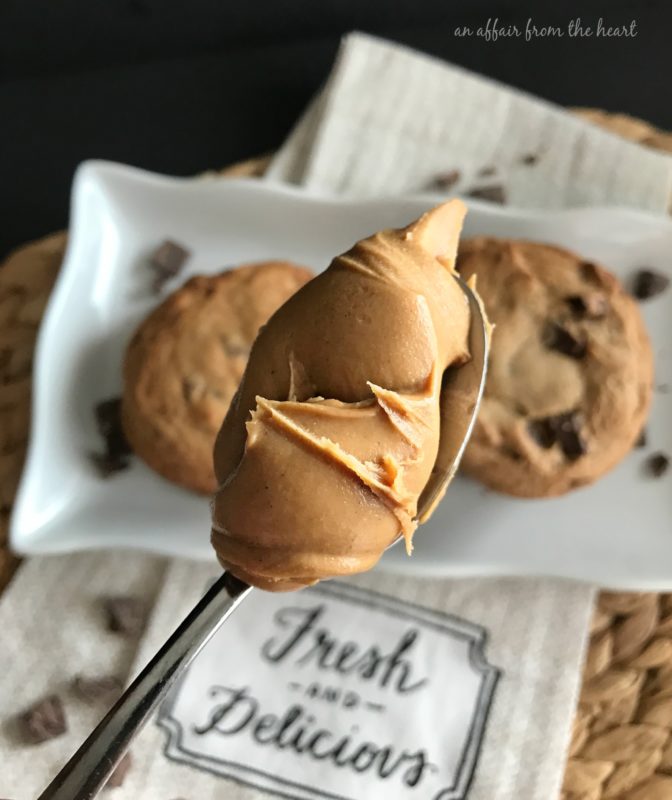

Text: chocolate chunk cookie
xmin=122 ymin=261 xmax=312 ymax=494
xmin=456 ymin=238 xmax=653 ymax=497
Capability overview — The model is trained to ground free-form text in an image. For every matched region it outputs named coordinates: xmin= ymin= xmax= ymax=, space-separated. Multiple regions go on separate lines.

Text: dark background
xmin=1 ymin=0 xmax=669 ymax=258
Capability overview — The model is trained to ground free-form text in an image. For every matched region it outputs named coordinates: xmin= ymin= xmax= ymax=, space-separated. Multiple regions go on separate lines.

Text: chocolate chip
xmin=149 ymin=240 xmax=190 ymax=292
xmin=88 ymin=452 xmax=130 ymax=478
xmin=528 ymin=411 xmax=587 ymax=460
xmin=430 ymin=169 xmax=461 ymax=190
xmin=466 ymin=185 xmax=506 ymax=204
xmin=521 ymin=153 xmax=539 ymax=165
xmin=543 ymin=322 xmax=587 ymax=359
xmin=554 ymin=413 xmax=587 ymax=460
xmin=95 ymin=398 xmax=131 ymax=457
xmin=528 ymin=419 xmax=556 ymax=449
xmin=635 ymin=428 xmax=648 ymax=448
xmin=580 ymin=261 xmax=603 ymax=285
xmin=646 ymin=452 xmax=670 ymax=477
xmin=477 ymin=166 xmax=497 ymax=177
xmin=565 ymin=295 xmax=587 ymax=316
xmin=565 ymin=293 xmax=608 ymax=319
xmin=90 ymin=398 xmax=132 ymax=477
xmin=104 ymin=596 xmax=146 ymax=636
xmin=632 ymin=269 xmax=669 ymax=300
xmin=150 ymin=240 xmax=190 ymax=277
xmin=106 ymin=752 xmax=132 ymax=789
xmin=19 ymin=695 xmax=66 ymax=744
xmin=72 ymin=675 xmax=123 ymax=704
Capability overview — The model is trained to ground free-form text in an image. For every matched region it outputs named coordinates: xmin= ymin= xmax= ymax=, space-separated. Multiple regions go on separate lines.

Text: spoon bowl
xmin=416 ymin=274 xmax=490 ymax=524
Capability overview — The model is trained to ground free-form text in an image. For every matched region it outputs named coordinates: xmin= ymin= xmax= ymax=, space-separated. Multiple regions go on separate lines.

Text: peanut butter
xmin=211 ymin=200 xmax=471 ymax=590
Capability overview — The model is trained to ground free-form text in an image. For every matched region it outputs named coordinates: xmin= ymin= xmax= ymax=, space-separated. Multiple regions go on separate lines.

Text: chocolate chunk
xmin=529 ymin=411 xmax=587 ymax=460
xmin=106 ymin=752 xmax=132 ymax=789
xmin=528 ymin=419 xmax=556 ymax=449
xmin=90 ymin=398 xmax=132 ymax=477
xmin=477 ymin=166 xmax=497 ymax=177
xmin=89 ymin=452 xmax=130 ymax=478
xmin=430 ymin=169 xmax=461 ymax=190
xmin=580 ymin=261 xmax=603 ymax=285
xmin=150 ymin=240 xmax=190 ymax=278
xmin=104 ymin=596 xmax=146 ymax=636
xmin=543 ymin=322 xmax=587 ymax=359
xmin=149 ymin=240 xmax=190 ymax=292
xmin=632 ymin=269 xmax=669 ymax=300
xmin=95 ymin=398 xmax=132 ymax=457
xmin=554 ymin=413 xmax=587 ymax=460
xmin=646 ymin=452 xmax=670 ymax=477
xmin=565 ymin=295 xmax=587 ymax=316
xmin=565 ymin=293 xmax=608 ymax=319
xmin=19 ymin=695 xmax=66 ymax=744
xmin=95 ymin=398 xmax=121 ymax=443
xmin=72 ymin=674 xmax=123 ymax=704
xmin=635 ymin=428 xmax=648 ymax=448
xmin=521 ymin=153 xmax=539 ymax=165
xmin=466 ymin=185 xmax=506 ymax=204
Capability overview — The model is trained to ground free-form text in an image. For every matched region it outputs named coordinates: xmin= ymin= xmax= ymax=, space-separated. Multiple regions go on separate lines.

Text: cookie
xmin=456 ymin=237 xmax=653 ymax=497
xmin=122 ymin=261 xmax=313 ymax=494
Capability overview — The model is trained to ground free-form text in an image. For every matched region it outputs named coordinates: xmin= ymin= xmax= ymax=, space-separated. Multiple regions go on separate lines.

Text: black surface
xmin=1 ymin=0 xmax=669 ymax=258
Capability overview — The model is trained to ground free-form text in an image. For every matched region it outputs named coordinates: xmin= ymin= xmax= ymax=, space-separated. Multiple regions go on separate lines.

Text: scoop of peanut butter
xmin=211 ymin=200 xmax=471 ymax=590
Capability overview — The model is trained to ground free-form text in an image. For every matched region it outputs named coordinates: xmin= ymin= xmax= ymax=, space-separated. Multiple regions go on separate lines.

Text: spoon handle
xmin=38 ymin=571 xmax=252 ymax=800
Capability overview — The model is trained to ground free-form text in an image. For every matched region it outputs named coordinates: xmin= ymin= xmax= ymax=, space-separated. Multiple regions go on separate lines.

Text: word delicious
xmin=193 ymin=685 xmax=437 ymax=787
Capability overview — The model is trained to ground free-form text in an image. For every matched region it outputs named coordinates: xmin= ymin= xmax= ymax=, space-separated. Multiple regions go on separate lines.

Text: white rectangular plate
xmin=10 ymin=161 xmax=672 ymax=588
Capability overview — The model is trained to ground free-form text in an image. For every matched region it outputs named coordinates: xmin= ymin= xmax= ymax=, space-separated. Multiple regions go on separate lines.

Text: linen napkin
xmin=267 ymin=32 xmax=672 ymax=210
xmin=2 ymin=30 xmax=672 ymax=800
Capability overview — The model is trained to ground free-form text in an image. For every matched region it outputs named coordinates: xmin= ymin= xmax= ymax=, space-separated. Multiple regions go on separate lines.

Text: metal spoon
xmin=37 ymin=275 xmax=489 ymax=800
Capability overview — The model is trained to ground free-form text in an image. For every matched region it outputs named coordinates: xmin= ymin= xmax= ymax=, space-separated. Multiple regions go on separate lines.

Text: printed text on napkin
xmin=158 ymin=581 xmax=499 ymax=800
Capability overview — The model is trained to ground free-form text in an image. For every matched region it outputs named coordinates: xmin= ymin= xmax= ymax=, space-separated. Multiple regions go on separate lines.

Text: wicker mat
xmin=1 ymin=111 xmax=671 ymax=799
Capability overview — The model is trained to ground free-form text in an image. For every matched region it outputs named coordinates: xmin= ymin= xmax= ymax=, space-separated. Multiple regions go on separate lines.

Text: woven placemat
xmin=1 ymin=112 xmax=671 ymax=799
